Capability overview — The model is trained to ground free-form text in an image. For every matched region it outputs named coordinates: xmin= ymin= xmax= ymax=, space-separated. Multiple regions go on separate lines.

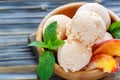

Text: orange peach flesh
xmin=87 ymin=54 xmax=118 ymax=73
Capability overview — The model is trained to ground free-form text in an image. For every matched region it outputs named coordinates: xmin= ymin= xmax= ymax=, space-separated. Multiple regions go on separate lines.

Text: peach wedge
xmin=94 ymin=39 xmax=120 ymax=56
xmin=86 ymin=54 xmax=118 ymax=73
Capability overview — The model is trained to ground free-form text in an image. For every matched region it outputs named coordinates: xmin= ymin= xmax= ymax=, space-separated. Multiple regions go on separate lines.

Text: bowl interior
xmin=36 ymin=2 xmax=120 ymax=80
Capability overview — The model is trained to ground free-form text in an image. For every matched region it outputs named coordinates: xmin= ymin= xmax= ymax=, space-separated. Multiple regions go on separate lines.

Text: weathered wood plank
xmin=0 ymin=1 xmax=70 ymax=11
xmin=0 ymin=42 xmax=27 ymax=47
xmin=0 ymin=18 xmax=41 ymax=24
xmin=0 ymin=45 xmax=28 ymax=49
xmin=0 ymin=12 xmax=47 ymax=18
xmin=104 ymin=1 xmax=120 ymax=6
xmin=0 ymin=24 xmax=38 ymax=29
xmin=0 ymin=59 xmax=37 ymax=66
xmin=0 ymin=35 xmax=29 ymax=39
xmin=0 ymin=38 xmax=28 ymax=44
xmin=0 ymin=32 xmax=34 ymax=35
xmin=0 ymin=51 xmax=34 ymax=56
xmin=0 ymin=73 xmax=37 ymax=80
xmin=0 ymin=65 xmax=37 ymax=73
xmin=0 ymin=56 xmax=35 ymax=61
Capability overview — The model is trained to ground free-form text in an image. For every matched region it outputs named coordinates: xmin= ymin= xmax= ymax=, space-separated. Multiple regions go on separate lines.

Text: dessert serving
xmin=28 ymin=2 xmax=120 ymax=80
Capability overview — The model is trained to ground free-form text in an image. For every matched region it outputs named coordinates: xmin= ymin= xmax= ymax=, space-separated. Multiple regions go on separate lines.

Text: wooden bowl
xmin=36 ymin=2 xmax=120 ymax=80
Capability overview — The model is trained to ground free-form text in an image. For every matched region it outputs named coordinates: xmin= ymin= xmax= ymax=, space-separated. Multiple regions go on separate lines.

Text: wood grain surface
xmin=0 ymin=0 xmax=120 ymax=80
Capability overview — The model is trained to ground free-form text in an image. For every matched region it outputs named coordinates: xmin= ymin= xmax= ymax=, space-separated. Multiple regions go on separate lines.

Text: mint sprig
xmin=112 ymin=30 xmax=120 ymax=39
xmin=28 ymin=41 xmax=48 ymax=48
xmin=109 ymin=22 xmax=120 ymax=33
xmin=38 ymin=51 xmax=55 ymax=80
xmin=29 ymin=21 xmax=64 ymax=50
xmin=43 ymin=21 xmax=57 ymax=43
xmin=28 ymin=21 xmax=64 ymax=80
xmin=43 ymin=21 xmax=64 ymax=50
xmin=109 ymin=22 xmax=120 ymax=39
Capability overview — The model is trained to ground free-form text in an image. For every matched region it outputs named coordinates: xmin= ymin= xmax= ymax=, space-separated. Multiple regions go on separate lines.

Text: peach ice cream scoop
xmin=95 ymin=32 xmax=113 ymax=44
xmin=57 ymin=39 xmax=92 ymax=72
xmin=67 ymin=11 xmax=106 ymax=47
xmin=43 ymin=14 xmax=72 ymax=40
xmin=77 ymin=3 xmax=111 ymax=30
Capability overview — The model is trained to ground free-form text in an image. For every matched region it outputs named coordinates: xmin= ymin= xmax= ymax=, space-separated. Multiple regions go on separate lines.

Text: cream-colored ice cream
xmin=76 ymin=3 xmax=111 ymax=30
xmin=58 ymin=40 xmax=92 ymax=72
xmin=67 ymin=11 xmax=106 ymax=47
xmin=43 ymin=15 xmax=71 ymax=40
xmin=95 ymin=32 xmax=113 ymax=44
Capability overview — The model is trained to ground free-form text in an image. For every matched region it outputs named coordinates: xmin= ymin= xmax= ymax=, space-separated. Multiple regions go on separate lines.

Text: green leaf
xmin=43 ymin=21 xmax=57 ymax=44
xmin=43 ymin=21 xmax=65 ymax=50
xmin=49 ymin=39 xmax=65 ymax=50
xmin=109 ymin=22 xmax=120 ymax=33
xmin=28 ymin=21 xmax=64 ymax=50
xmin=28 ymin=41 xmax=48 ymax=48
xmin=112 ymin=30 xmax=120 ymax=39
xmin=38 ymin=51 xmax=55 ymax=80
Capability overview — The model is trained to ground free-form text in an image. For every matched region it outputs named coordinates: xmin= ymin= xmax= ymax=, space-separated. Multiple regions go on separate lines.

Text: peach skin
xmin=93 ymin=39 xmax=120 ymax=56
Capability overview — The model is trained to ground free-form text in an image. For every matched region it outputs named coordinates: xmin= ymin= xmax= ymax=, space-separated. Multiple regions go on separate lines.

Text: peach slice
xmin=86 ymin=54 xmax=118 ymax=73
xmin=93 ymin=39 xmax=120 ymax=56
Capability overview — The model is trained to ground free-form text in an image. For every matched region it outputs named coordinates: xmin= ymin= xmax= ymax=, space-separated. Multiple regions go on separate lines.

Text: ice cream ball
xmin=76 ymin=3 xmax=111 ymax=30
xmin=95 ymin=32 xmax=113 ymax=44
xmin=43 ymin=14 xmax=72 ymax=40
xmin=67 ymin=10 xmax=106 ymax=46
xmin=57 ymin=39 xmax=92 ymax=72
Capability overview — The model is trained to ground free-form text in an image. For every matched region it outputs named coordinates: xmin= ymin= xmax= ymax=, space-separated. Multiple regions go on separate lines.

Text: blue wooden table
xmin=0 ymin=0 xmax=120 ymax=80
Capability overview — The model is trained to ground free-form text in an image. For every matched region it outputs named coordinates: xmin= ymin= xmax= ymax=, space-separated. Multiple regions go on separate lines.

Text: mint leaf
xmin=28 ymin=41 xmax=48 ymax=48
xmin=112 ymin=30 xmax=120 ymax=39
xmin=43 ymin=21 xmax=64 ymax=50
xmin=28 ymin=21 xmax=64 ymax=50
xmin=109 ymin=22 xmax=120 ymax=39
xmin=43 ymin=21 xmax=57 ymax=44
xmin=49 ymin=39 xmax=65 ymax=50
xmin=38 ymin=51 xmax=55 ymax=80
xmin=109 ymin=22 xmax=120 ymax=33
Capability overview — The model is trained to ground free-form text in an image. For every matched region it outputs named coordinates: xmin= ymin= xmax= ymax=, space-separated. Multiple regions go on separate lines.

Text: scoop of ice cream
xmin=67 ymin=11 xmax=106 ymax=46
xmin=95 ymin=32 xmax=113 ymax=44
xmin=43 ymin=15 xmax=72 ymax=40
xmin=57 ymin=39 xmax=92 ymax=72
xmin=76 ymin=3 xmax=111 ymax=30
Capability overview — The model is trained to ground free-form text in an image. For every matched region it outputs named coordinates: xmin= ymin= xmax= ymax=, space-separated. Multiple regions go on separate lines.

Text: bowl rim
xmin=36 ymin=2 xmax=120 ymax=80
